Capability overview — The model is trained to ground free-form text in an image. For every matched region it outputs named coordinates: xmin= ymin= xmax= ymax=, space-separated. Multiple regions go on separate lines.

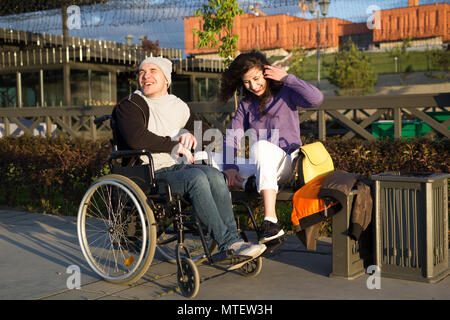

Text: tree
xmin=192 ymin=0 xmax=244 ymax=67
xmin=388 ymin=37 xmax=411 ymax=72
xmin=193 ymin=0 xmax=243 ymax=109
xmin=328 ymin=39 xmax=377 ymax=96
xmin=141 ymin=36 xmax=160 ymax=56
xmin=430 ymin=48 xmax=450 ymax=72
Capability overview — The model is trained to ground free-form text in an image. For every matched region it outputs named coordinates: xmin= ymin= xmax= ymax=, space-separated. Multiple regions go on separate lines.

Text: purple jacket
xmin=223 ymin=74 xmax=323 ymax=171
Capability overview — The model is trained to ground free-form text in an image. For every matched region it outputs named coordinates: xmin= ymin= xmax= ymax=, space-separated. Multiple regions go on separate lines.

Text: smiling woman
xmin=216 ymin=50 xmax=324 ymax=244
xmin=241 ymin=67 xmax=267 ymax=96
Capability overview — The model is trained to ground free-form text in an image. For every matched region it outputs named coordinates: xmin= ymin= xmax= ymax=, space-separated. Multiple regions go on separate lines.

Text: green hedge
xmin=289 ymin=136 xmax=449 ymax=234
xmin=238 ymin=136 xmax=450 ymax=234
xmin=320 ymin=137 xmax=450 ymax=175
xmin=0 ymin=135 xmax=110 ymax=215
xmin=0 ymin=136 xmax=448 ymax=225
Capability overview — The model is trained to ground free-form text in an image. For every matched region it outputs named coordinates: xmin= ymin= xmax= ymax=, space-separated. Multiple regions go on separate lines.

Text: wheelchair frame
xmin=77 ymin=115 xmax=264 ymax=298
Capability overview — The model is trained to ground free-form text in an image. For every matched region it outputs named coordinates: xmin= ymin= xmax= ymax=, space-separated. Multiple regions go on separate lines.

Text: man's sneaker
xmin=227 ymin=241 xmax=266 ymax=270
xmin=258 ymin=220 xmax=285 ymax=244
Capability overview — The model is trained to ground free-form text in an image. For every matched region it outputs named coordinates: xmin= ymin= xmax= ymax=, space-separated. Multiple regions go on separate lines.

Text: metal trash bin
xmin=371 ymin=172 xmax=449 ymax=283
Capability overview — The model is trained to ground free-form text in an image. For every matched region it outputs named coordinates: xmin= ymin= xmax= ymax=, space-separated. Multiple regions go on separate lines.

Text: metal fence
xmin=0 ymin=27 xmax=226 ymax=73
xmin=0 ymin=27 xmax=183 ymax=68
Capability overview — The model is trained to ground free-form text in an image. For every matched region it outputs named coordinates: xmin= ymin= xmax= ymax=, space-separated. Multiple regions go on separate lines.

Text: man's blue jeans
xmin=155 ymin=164 xmax=241 ymax=252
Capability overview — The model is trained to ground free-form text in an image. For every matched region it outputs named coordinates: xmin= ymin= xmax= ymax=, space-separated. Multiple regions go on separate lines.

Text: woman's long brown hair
xmin=218 ymin=51 xmax=282 ymax=116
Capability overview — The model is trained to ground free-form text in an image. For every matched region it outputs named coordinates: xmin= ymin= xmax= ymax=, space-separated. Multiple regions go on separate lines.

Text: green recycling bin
xmin=419 ymin=111 xmax=450 ymax=136
xmin=371 ymin=120 xmax=421 ymax=139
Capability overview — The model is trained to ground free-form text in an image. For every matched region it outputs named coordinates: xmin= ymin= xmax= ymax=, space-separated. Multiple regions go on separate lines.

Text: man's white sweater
xmin=135 ymin=90 xmax=190 ymax=171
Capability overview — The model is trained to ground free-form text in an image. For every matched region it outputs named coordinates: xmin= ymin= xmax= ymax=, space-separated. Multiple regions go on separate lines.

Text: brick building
xmin=374 ymin=3 xmax=449 ymax=46
xmin=184 ymin=2 xmax=449 ymax=57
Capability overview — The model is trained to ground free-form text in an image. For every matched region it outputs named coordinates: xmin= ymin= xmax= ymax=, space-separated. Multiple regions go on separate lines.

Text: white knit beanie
xmin=139 ymin=56 xmax=172 ymax=87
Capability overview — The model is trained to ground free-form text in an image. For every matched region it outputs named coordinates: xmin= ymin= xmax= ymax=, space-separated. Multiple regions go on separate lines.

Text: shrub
xmin=430 ymin=49 xmax=450 ymax=71
xmin=0 ymin=135 xmax=110 ymax=215
xmin=288 ymin=46 xmax=307 ymax=79
xmin=328 ymin=39 xmax=377 ymax=96
xmin=322 ymin=136 xmax=450 ymax=175
xmin=0 ymin=135 xmax=448 ymax=236
xmin=264 ymin=137 xmax=449 ymax=235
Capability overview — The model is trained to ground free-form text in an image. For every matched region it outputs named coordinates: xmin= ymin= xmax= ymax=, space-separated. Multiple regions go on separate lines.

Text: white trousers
xmin=203 ymin=140 xmax=298 ymax=193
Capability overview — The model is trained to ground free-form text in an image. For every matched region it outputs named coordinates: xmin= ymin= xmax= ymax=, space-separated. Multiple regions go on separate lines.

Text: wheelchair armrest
xmin=109 ymin=149 xmax=157 ymax=188
xmin=110 ymin=149 xmax=151 ymax=159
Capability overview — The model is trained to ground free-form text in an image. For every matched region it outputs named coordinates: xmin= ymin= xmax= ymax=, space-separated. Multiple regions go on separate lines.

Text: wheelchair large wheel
xmin=77 ymin=174 xmax=157 ymax=284
xmin=156 ymin=215 xmax=217 ymax=264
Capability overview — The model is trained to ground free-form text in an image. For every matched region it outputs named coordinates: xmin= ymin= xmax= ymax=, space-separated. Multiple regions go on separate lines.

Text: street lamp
xmin=307 ymin=0 xmax=330 ymax=87
xmin=319 ymin=0 xmax=330 ymax=16
xmin=126 ymin=34 xmax=134 ymax=47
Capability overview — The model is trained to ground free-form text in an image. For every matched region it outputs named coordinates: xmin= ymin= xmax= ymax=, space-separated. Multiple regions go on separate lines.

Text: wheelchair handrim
xmin=77 ymin=179 xmax=148 ymax=282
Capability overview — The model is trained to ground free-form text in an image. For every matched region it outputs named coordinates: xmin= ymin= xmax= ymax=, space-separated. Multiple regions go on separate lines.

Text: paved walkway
xmin=0 ymin=210 xmax=448 ymax=301
xmin=316 ymin=71 xmax=450 ymax=97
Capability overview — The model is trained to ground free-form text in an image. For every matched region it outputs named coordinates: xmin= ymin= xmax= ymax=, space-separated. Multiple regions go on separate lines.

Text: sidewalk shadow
xmin=264 ymin=238 xmax=333 ymax=277
xmin=0 ymin=211 xmax=96 ymax=277
xmin=244 ymin=231 xmax=334 ymax=277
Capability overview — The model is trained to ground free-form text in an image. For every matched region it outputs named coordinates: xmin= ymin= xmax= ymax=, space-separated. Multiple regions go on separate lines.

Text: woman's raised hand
xmin=263 ymin=65 xmax=288 ymax=82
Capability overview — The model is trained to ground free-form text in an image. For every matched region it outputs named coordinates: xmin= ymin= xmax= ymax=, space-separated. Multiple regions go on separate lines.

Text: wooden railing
xmin=301 ymin=93 xmax=450 ymax=140
xmin=0 ymin=93 xmax=449 ymax=141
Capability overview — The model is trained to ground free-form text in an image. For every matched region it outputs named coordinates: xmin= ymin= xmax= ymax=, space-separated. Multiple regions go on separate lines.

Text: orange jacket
xmin=291 ymin=174 xmax=340 ymax=231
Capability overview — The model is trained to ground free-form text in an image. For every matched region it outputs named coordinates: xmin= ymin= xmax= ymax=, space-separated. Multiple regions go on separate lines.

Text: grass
xmin=294 ymin=50 xmax=445 ymax=81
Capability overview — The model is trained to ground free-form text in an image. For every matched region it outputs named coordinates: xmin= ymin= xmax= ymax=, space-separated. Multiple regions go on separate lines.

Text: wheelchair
xmin=77 ymin=115 xmax=264 ymax=298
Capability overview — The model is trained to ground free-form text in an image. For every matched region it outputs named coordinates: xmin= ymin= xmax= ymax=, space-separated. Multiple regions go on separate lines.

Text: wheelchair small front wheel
xmin=77 ymin=174 xmax=157 ymax=284
xmin=157 ymin=221 xmax=217 ymax=264
xmin=178 ymin=258 xmax=200 ymax=298
xmin=238 ymin=256 xmax=263 ymax=278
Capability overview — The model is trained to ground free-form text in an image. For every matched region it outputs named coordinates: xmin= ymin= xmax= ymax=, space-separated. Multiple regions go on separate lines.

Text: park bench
xmin=231 ymin=185 xmax=369 ymax=280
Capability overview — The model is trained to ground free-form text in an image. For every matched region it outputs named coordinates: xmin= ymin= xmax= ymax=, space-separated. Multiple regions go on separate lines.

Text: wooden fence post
xmin=318 ymin=109 xmax=326 ymax=141
xmin=90 ymin=115 xmax=97 ymax=141
xmin=393 ymin=107 xmax=402 ymax=139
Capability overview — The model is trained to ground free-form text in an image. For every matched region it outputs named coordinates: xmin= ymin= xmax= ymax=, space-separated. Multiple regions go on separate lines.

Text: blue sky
xmin=0 ymin=0 xmax=445 ymax=51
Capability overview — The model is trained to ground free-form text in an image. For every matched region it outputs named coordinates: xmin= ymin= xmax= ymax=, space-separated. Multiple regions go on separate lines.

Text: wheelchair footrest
xmin=262 ymin=236 xmax=286 ymax=256
xmin=210 ymin=250 xmax=252 ymax=267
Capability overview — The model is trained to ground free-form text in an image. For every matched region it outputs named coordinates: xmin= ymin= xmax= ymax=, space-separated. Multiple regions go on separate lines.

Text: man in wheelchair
xmin=112 ymin=56 xmax=266 ymax=270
